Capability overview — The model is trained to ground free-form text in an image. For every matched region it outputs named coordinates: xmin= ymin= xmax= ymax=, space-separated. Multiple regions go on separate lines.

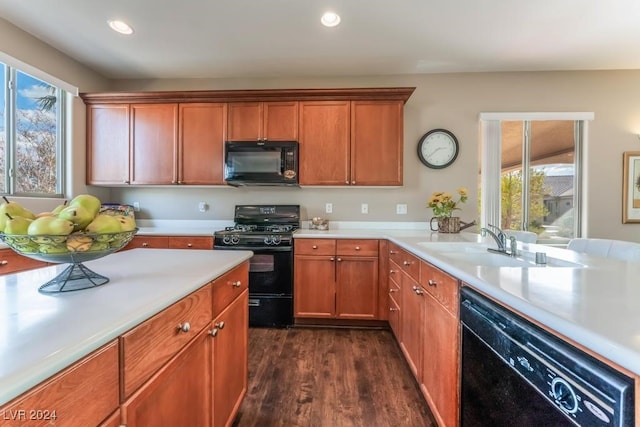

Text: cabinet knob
xmin=351 ymin=181 xmax=356 ymax=185
xmin=187 ymin=243 xmax=193 ymax=248
xmin=389 ymin=250 xmax=397 ymax=254
xmin=330 ymin=257 xmax=335 ymax=261
xmin=142 ymin=242 xmax=149 ymax=247
xmin=412 ymin=286 xmax=424 ymax=296
xmin=403 ymin=260 xmax=411 ymax=266
xmin=177 ymin=181 xmax=183 ymax=184
xmin=312 ymin=245 xmax=318 ymax=249
xmin=355 ymin=246 xmax=361 ymax=250
xmin=0 ymin=260 xmax=7 ymax=266
xmin=428 ymin=279 xmax=437 ymax=287
xmin=123 ymin=180 xmax=130 ymax=184
xmin=389 ymin=269 xmax=396 ymax=274
xmin=337 ymin=258 xmax=342 ymax=262
xmin=389 ymin=288 xmax=398 ymax=293
xmin=215 ymin=321 xmax=225 ymax=329
xmin=231 ymin=280 xmax=241 ymax=288
xmin=209 ymin=328 xmax=219 ymax=337
xmin=177 ymin=322 xmax=191 ymax=333
xmin=389 ymin=307 xmax=399 ymax=312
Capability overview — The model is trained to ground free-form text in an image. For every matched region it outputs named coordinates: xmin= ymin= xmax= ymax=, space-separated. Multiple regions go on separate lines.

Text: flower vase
xmin=430 ymin=216 xmax=461 ymax=233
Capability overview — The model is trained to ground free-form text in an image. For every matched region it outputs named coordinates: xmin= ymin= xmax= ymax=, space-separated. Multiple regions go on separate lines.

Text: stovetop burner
xmin=222 ymin=224 xmax=295 ymax=233
xmin=214 ymin=205 xmax=300 ymax=248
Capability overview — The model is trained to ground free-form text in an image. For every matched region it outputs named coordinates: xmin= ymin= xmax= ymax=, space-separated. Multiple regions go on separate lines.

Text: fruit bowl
xmin=0 ymin=229 xmax=137 ymax=293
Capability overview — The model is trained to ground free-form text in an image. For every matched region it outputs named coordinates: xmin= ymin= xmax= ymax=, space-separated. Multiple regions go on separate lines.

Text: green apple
xmin=58 ymin=205 xmax=95 ymax=231
xmin=28 ymin=216 xmax=75 ymax=236
xmin=68 ymin=194 xmax=102 ymax=217
xmin=3 ymin=213 xmax=33 ymax=235
xmin=85 ymin=214 xmax=122 ymax=235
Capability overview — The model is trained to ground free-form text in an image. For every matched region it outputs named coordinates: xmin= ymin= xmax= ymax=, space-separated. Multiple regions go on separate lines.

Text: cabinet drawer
xmin=121 ymin=284 xmax=212 ymax=399
xmin=336 ymin=239 xmax=378 ymax=256
xmin=124 ymin=235 xmax=169 ymax=250
xmin=212 ymin=261 xmax=249 ymax=317
xmin=168 ymin=236 xmax=213 ymax=249
xmin=0 ymin=341 xmax=119 ymax=427
xmin=0 ymin=249 xmax=48 ymax=275
xmin=295 ymin=238 xmax=335 ymax=256
xmin=420 ymin=261 xmax=459 ymax=315
xmin=390 ymin=244 xmax=419 ymax=281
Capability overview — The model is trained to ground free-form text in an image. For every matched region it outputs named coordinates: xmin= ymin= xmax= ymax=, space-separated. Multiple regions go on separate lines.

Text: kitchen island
xmin=0 ymin=248 xmax=252 ymax=426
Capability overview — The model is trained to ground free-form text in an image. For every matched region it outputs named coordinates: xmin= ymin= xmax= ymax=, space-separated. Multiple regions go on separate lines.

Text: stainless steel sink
xmin=439 ymin=251 xmax=584 ymax=268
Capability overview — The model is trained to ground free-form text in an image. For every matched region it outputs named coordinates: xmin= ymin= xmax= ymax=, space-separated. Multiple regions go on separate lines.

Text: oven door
xmin=246 ymin=249 xmax=293 ymax=295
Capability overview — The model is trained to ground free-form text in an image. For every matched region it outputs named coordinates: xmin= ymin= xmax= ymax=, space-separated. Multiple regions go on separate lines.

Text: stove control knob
xmin=263 ymin=236 xmax=271 ymax=245
xmin=222 ymin=235 xmax=231 ymax=245
xmin=273 ymin=235 xmax=282 ymax=245
xmin=551 ymin=377 xmax=578 ymax=414
xmin=230 ymin=235 xmax=240 ymax=245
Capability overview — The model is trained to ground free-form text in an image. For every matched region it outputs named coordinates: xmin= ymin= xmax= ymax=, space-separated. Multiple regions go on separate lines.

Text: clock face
xmin=418 ymin=129 xmax=459 ymax=169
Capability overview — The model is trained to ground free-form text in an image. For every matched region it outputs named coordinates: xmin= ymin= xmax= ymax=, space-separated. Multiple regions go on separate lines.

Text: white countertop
xmin=0 ymin=248 xmax=252 ymax=406
xmin=295 ymin=228 xmax=640 ymax=377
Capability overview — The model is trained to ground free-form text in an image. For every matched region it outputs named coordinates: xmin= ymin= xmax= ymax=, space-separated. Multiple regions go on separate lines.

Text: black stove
xmin=214 ymin=205 xmax=300 ymax=328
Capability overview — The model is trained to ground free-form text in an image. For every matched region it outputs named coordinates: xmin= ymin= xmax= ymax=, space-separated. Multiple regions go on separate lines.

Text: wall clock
xmin=417 ymin=129 xmax=459 ymax=169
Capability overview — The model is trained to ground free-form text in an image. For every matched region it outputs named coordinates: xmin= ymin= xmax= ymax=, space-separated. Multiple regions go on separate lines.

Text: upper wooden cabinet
xmin=298 ymin=100 xmax=404 ymax=186
xmin=81 ymin=88 xmax=414 ymax=187
xmin=227 ymin=101 xmax=298 ymax=141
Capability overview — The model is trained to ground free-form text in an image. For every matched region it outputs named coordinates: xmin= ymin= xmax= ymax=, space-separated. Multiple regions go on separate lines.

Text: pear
xmin=0 ymin=196 xmax=35 ymax=230
xmin=68 ymin=194 xmax=102 ymax=218
xmin=66 ymin=233 xmax=94 ymax=252
xmin=115 ymin=214 xmax=137 ymax=232
xmin=37 ymin=243 xmax=69 ymax=254
xmin=36 ymin=212 xmax=55 ymax=218
xmin=58 ymin=205 xmax=95 ymax=231
xmin=51 ymin=200 xmax=68 ymax=215
xmin=28 ymin=216 xmax=75 ymax=236
xmin=88 ymin=241 xmax=110 ymax=251
xmin=4 ymin=213 xmax=32 ymax=235
xmin=85 ymin=214 xmax=122 ymax=242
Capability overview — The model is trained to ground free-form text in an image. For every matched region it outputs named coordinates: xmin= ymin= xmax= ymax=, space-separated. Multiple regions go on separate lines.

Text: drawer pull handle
xmin=389 ymin=307 xmax=399 ymax=312
xmin=142 ymin=242 xmax=149 ymax=247
xmin=389 ymin=288 xmax=398 ymax=293
xmin=177 ymin=322 xmax=191 ymax=333
xmin=412 ymin=286 xmax=424 ymax=296
xmin=312 ymin=245 xmax=318 ymax=249
xmin=209 ymin=328 xmax=219 ymax=337
xmin=232 ymin=280 xmax=241 ymax=288
xmin=337 ymin=258 xmax=342 ymax=262
xmin=187 ymin=243 xmax=193 ymax=248
xmin=355 ymin=246 xmax=361 ymax=250
xmin=215 ymin=321 xmax=225 ymax=329
xmin=389 ymin=269 xmax=396 ymax=274
xmin=403 ymin=260 xmax=411 ymax=266
xmin=390 ymin=250 xmax=397 ymax=254
xmin=330 ymin=257 xmax=335 ymax=261
xmin=0 ymin=260 xmax=7 ymax=266
xmin=428 ymin=279 xmax=437 ymax=287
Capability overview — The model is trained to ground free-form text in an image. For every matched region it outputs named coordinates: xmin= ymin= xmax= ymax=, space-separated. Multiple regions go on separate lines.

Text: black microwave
xmin=224 ymin=141 xmax=299 ymax=186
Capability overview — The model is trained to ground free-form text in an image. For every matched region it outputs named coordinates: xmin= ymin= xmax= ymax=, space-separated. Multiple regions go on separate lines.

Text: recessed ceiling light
xmin=321 ymin=12 xmax=341 ymax=27
xmin=108 ymin=19 xmax=134 ymax=35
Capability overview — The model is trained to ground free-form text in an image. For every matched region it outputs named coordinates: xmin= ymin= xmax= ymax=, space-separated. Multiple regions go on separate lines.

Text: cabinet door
xmin=210 ymin=290 xmax=248 ymax=427
xmin=400 ymin=272 xmax=424 ymax=379
xmin=263 ymin=101 xmax=298 ymax=140
xmin=351 ymin=100 xmax=403 ymax=186
xmin=122 ymin=235 xmax=170 ymax=250
xmin=227 ymin=102 xmax=262 ymax=140
xmin=130 ymin=103 xmax=178 ymax=184
xmin=87 ymin=104 xmax=130 ymax=185
xmin=178 ymin=103 xmax=226 ymax=185
xmin=421 ymin=292 xmax=459 ymax=427
xmin=293 ymin=255 xmax=336 ymax=318
xmin=168 ymin=236 xmax=214 ymax=250
xmin=335 ymin=256 xmax=379 ymax=319
xmin=299 ymin=101 xmax=350 ymax=185
xmin=122 ymin=329 xmax=211 ymax=427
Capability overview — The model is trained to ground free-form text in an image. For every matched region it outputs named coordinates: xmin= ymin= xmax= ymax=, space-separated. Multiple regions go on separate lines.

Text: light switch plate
xmin=396 ymin=204 xmax=407 ymax=215
xmin=361 ymin=203 xmax=368 ymax=214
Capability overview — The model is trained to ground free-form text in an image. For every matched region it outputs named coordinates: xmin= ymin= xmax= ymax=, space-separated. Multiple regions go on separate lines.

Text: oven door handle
xmin=248 ymin=299 xmax=261 ymax=307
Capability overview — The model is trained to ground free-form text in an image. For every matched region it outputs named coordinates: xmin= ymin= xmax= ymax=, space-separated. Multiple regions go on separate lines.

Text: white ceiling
xmin=1 ymin=0 xmax=639 ymax=80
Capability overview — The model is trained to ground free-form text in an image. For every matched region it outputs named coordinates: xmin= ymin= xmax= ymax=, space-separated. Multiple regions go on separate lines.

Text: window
xmin=480 ymin=113 xmax=593 ymax=246
xmin=0 ymin=62 xmax=65 ymax=196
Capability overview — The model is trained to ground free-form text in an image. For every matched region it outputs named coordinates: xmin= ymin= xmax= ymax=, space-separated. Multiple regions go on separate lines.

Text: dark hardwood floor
xmin=233 ymin=327 xmax=437 ymax=427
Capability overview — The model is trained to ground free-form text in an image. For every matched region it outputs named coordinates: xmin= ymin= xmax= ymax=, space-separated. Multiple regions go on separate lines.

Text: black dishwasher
xmin=460 ymin=287 xmax=634 ymax=426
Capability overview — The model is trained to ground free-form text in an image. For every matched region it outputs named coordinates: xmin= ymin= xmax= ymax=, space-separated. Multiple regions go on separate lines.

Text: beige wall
xmin=2 ymin=18 xmax=640 ymax=242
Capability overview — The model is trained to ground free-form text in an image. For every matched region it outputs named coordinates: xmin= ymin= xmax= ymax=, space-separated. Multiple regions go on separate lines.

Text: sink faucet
xmin=481 ymin=224 xmax=509 ymax=254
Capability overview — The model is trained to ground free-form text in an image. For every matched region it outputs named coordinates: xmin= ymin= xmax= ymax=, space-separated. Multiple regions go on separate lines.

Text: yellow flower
xmin=457 ymin=187 xmax=468 ymax=196
xmin=427 ymin=188 xmax=468 ymax=218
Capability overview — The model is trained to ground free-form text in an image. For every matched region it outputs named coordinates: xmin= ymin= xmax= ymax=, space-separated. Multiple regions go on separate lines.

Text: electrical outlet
xmin=325 ymin=203 xmax=333 ymax=214
xmin=361 ymin=203 xmax=368 ymax=214
xmin=396 ymin=204 xmax=407 ymax=215
xmin=132 ymin=202 xmax=140 ymax=212
xmin=198 ymin=201 xmax=208 ymax=213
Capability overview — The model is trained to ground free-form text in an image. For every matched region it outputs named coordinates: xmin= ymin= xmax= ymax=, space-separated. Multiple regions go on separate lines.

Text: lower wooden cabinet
xmin=123 ymin=235 xmax=213 ymax=250
xmin=122 ymin=328 xmax=211 ymax=426
xmin=399 ymin=270 xmax=424 ymax=379
xmin=211 ymin=290 xmax=248 ymax=427
xmin=0 ymin=248 xmax=48 ymax=275
xmin=0 ymin=341 xmax=119 ymax=427
xmin=294 ymin=238 xmax=379 ymax=320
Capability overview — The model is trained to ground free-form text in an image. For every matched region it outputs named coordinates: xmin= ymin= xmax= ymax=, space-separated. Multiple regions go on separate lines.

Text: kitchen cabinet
xmin=387 ymin=256 xmax=402 ymax=340
xmin=0 ymin=340 xmax=119 ymax=427
xmin=0 ymin=248 xmax=48 ymax=275
xmin=122 ymin=328 xmax=211 ymax=427
xmin=350 ymin=100 xmax=404 ymax=186
xmin=123 ymin=235 xmax=213 ymax=250
xmin=298 ymin=100 xmax=404 ymax=186
xmin=227 ymin=101 xmax=298 ymax=141
xmin=419 ymin=261 xmax=459 ymax=427
xmin=399 ymin=265 xmax=424 ymax=380
xmin=298 ymin=101 xmax=350 ymax=185
xmin=86 ymin=102 xmax=226 ymax=186
xmin=294 ymin=238 xmax=379 ymax=320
